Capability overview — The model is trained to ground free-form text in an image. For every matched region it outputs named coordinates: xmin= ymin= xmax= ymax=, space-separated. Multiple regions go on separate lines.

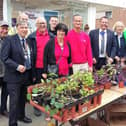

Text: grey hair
xmin=16 ymin=20 xmax=28 ymax=27
xmin=35 ymin=17 xmax=46 ymax=25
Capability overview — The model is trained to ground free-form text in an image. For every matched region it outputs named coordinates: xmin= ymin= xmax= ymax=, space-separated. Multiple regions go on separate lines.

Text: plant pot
xmin=104 ymin=82 xmax=111 ymax=89
xmin=97 ymin=94 xmax=102 ymax=105
xmin=43 ymin=95 xmax=51 ymax=105
xmin=119 ymin=81 xmax=124 ymax=88
xmin=78 ymin=101 xmax=90 ymax=114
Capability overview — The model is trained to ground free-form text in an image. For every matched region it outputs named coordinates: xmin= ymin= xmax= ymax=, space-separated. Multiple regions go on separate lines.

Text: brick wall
xmin=96 ymin=8 xmax=126 ymax=30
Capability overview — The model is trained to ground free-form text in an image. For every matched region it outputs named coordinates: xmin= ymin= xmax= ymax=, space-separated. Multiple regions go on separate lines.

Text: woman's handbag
xmin=47 ymin=50 xmax=63 ymax=75
xmin=47 ymin=64 xmax=59 ymax=74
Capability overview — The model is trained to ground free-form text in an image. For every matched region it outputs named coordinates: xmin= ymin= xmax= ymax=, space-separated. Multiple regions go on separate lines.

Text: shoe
xmin=18 ymin=116 xmax=32 ymax=123
xmin=34 ymin=108 xmax=41 ymax=117
xmin=1 ymin=110 xmax=9 ymax=117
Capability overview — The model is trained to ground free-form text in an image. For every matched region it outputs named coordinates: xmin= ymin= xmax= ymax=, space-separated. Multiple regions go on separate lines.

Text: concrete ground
xmin=0 ymin=89 xmax=71 ymax=126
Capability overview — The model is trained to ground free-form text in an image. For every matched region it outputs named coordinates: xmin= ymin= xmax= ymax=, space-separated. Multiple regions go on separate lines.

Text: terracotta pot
xmin=119 ymin=81 xmax=124 ymax=88
xmin=104 ymin=82 xmax=111 ymax=89
xmin=78 ymin=102 xmax=90 ymax=114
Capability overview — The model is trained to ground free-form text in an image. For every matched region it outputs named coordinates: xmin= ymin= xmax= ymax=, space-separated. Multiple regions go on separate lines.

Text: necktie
xmin=100 ymin=31 xmax=105 ymax=54
xmin=22 ymin=38 xmax=25 ymax=49
xmin=21 ymin=38 xmax=31 ymax=70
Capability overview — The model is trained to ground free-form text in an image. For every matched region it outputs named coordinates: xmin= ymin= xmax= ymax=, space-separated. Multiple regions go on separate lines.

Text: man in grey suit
xmin=89 ymin=16 xmax=117 ymax=70
xmin=0 ymin=21 xmax=9 ymax=116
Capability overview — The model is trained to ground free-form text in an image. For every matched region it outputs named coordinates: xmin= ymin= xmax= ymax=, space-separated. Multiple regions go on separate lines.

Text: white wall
xmin=80 ymin=0 xmax=126 ymax=8
xmin=3 ymin=0 xmax=12 ymax=25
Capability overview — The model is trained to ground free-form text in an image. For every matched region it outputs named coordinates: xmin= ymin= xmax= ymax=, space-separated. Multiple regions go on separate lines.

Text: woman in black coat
xmin=42 ymin=23 xmax=73 ymax=79
xmin=113 ymin=21 xmax=126 ymax=62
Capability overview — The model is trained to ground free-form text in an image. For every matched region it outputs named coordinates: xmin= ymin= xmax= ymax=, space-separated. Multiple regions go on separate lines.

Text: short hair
xmin=55 ymin=23 xmax=68 ymax=35
xmin=84 ymin=24 xmax=89 ymax=30
xmin=35 ymin=17 xmax=46 ymax=25
xmin=49 ymin=16 xmax=58 ymax=20
xmin=17 ymin=12 xmax=29 ymax=22
xmin=16 ymin=20 xmax=28 ymax=27
xmin=73 ymin=14 xmax=82 ymax=20
xmin=100 ymin=16 xmax=108 ymax=21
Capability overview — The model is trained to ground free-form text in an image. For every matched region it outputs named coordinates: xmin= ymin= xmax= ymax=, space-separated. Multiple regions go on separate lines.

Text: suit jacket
xmin=1 ymin=34 xmax=33 ymax=83
xmin=89 ymin=29 xmax=117 ymax=61
xmin=114 ymin=34 xmax=126 ymax=57
xmin=0 ymin=39 xmax=5 ymax=77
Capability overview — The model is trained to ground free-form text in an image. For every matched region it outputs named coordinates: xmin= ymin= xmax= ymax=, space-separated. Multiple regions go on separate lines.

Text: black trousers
xmin=35 ymin=68 xmax=45 ymax=83
xmin=94 ymin=58 xmax=106 ymax=70
xmin=7 ymin=70 xmax=31 ymax=126
xmin=0 ymin=77 xmax=8 ymax=112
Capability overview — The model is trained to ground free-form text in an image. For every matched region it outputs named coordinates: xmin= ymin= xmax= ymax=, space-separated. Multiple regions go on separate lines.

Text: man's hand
xmin=88 ymin=67 xmax=93 ymax=73
xmin=107 ymin=57 xmax=113 ymax=64
xmin=42 ymin=73 xmax=47 ymax=79
xmin=115 ymin=56 xmax=120 ymax=62
xmin=17 ymin=65 xmax=26 ymax=73
xmin=93 ymin=58 xmax=97 ymax=64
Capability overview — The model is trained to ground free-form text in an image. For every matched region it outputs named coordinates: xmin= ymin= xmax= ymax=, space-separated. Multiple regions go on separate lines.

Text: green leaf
xmin=55 ymin=102 xmax=64 ymax=109
xmin=27 ymin=94 xmax=31 ymax=101
xmin=51 ymin=88 xmax=54 ymax=97
xmin=41 ymin=79 xmax=45 ymax=83
xmin=51 ymin=98 xmax=55 ymax=105
xmin=32 ymin=87 xmax=38 ymax=94
xmin=50 ymin=109 xmax=58 ymax=116
xmin=45 ymin=105 xmax=50 ymax=112
xmin=46 ymin=79 xmax=51 ymax=83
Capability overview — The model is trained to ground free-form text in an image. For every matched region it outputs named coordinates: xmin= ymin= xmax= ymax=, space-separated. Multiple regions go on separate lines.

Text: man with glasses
xmin=9 ymin=12 xmax=33 ymax=36
xmin=27 ymin=17 xmax=50 ymax=116
xmin=67 ymin=14 xmax=93 ymax=73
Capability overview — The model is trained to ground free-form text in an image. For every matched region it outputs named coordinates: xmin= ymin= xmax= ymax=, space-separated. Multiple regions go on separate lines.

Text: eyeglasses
xmin=37 ymin=22 xmax=46 ymax=25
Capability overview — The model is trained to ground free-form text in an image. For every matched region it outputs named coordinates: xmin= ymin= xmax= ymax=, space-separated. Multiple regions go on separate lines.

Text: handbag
xmin=47 ymin=64 xmax=59 ymax=75
xmin=47 ymin=49 xmax=63 ymax=75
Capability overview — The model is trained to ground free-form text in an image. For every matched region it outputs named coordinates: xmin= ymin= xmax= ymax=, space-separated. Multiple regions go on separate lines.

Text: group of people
xmin=0 ymin=12 xmax=126 ymax=126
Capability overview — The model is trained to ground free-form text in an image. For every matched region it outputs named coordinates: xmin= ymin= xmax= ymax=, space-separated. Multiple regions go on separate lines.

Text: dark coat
xmin=43 ymin=38 xmax=73 ymax=75
xmin=0 ymin=39 xmax=5 ymax=77
xmin=48 ymin=28 xmax=56 ymax=39
xmin=27 ymin=32 xmax=37 ymax=78
xmin=89 ymin=29 xmax=117 ymax=60
xmin=114 ymin=34 xmax=126 ymax=57
xmin=1 ymin=34 xmax=33 ymax=83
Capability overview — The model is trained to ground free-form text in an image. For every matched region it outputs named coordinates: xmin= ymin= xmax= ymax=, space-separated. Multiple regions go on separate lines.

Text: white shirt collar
xmin=99 ymin=29 xmax=107 ymax=33
xmin=18 ymin=35 xmax=25 ymax=41
xmin=114 ymin=32 xmax=123 ymax=38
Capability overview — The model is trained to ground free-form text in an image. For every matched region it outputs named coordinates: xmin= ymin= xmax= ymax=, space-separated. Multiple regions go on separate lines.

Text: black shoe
xmin=1 ymin=110 xmax=9 ymax=117
xmin=18 ymin=116 xmax=32 ymax=123
xmin=34 ymin=108 xmax=41 ymax=117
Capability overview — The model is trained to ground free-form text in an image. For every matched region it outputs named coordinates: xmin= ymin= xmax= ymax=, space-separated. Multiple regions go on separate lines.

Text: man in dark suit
xmin=1 ymin=21 xmax=32 ymax=126
xmin=89 ymin=16 xmax=117 ymax=70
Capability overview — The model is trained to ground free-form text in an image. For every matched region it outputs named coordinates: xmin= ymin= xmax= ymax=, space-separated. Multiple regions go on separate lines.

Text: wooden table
xmin=71 ymin=89 xmax=124 ymax=125
xmin=111 ymin=86 xmax=126 ymax=95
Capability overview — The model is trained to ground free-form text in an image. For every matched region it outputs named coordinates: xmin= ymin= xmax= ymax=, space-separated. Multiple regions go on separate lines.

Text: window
xmin=105 ymin=11 xmax=112 ymax=19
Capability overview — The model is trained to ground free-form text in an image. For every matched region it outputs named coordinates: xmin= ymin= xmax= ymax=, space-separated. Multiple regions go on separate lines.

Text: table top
xmin=111 ymin=86 xmax=126 ymax=95
xmin=73 ymin=89 xmax=124 ymax=121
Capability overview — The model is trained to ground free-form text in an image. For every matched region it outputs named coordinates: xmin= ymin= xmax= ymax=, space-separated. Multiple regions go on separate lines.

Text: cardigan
xmin=43 ymin=37 xmax=73 ymax=76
